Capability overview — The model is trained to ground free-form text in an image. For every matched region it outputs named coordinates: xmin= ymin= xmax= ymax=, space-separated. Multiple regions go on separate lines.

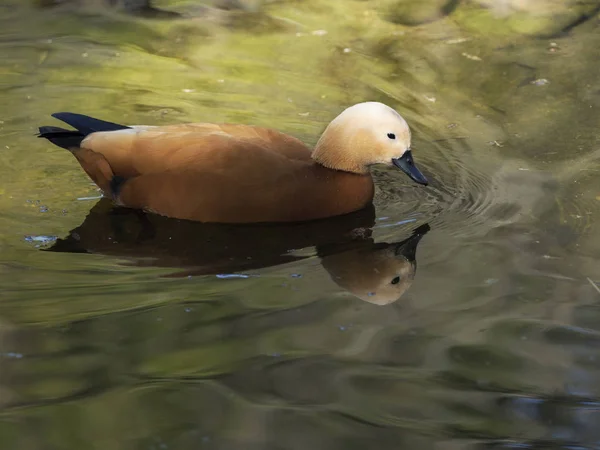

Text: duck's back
xmin=80 ymin=123 xmax=312 ymax=176
xmin=78 ymin=123 xmax=374 ymax=223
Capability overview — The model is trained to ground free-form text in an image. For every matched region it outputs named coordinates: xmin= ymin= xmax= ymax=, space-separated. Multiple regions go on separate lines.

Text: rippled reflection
xmin=46 ymin=199 xmax=429 ymax=304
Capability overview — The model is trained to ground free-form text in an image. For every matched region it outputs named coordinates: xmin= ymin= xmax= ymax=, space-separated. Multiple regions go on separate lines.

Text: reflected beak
xmin=394 ymin=223 xmax=430 ymax=261
xmin=392 ymin=150 xmax=428 ymax=185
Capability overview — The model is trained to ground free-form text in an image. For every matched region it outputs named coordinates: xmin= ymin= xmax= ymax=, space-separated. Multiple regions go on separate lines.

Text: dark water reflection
xmin=46 ymin=199 xmax=429 ymax=305
xmin=1 ymin=0 xmax=600 ymax=449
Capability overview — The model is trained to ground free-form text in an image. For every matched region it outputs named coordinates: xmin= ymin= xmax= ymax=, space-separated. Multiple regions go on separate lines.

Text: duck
xmin=38 ymin=102 xmax=428 ymax=223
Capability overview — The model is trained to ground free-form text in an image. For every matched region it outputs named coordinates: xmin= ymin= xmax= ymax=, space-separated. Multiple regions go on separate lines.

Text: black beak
xmin=392 ymin=151 xmax=428 ymax=186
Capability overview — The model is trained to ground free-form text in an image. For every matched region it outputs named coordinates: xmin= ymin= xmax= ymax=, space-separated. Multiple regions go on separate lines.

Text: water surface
xmin=1 ymin=0 xmax=600 ymax=448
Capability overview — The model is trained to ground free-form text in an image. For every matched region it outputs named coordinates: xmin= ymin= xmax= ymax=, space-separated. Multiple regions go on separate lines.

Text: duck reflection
xmin=47 ymin=199 xmax=429 ymax=304
xmin=318 ymin=224 xmax=428 ymax=305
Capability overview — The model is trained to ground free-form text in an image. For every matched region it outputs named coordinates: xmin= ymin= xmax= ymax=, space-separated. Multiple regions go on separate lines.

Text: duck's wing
xmin=75 ymin=123 xmax=318 ymax=222
xmin=80 ymin=123 xmax=312 ymax=179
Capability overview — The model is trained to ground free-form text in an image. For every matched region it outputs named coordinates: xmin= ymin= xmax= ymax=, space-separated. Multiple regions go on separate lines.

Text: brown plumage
xmin=38 ymin=102 xmax=428 ymax=223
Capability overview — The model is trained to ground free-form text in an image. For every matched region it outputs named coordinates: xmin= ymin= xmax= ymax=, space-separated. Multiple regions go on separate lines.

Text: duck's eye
xmin=391 ymin=276 xmax=401 ymax=285
xmin=387 ymin=133 xmax=396 ymax=140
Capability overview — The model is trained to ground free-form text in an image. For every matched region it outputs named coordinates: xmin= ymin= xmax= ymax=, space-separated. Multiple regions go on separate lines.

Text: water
xmin=1 ymin=0 xmax=600 ymax=448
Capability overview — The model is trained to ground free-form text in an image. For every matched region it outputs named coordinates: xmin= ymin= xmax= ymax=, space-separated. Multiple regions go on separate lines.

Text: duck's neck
xmin=311 ymin=129 xmax=369 ymax=175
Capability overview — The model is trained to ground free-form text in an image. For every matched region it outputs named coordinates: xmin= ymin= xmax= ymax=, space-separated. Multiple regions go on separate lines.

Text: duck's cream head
xmin=312 ymin=102 xmax=428 ymax=185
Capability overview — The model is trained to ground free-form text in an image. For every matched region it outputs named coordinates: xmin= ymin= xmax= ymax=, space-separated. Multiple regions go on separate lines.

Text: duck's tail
xmin=38 ymin=112 xmax=130 ymax=150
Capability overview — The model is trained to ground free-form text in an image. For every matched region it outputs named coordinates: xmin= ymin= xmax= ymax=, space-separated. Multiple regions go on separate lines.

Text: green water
xmin=1 ymin=0 xmax=600 ymax=448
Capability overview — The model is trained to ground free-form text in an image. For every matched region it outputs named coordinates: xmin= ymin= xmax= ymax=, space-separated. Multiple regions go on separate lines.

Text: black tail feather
xmin=38 ymin=112 xmax=130 ymax=150
xmin=38 ymin=126 xmax=86 ymax=150
xmin=51 ymin=112 xmax=130 ymax=135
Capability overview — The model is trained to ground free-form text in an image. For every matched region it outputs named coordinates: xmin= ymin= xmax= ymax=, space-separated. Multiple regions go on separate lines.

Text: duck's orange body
xmin=85 ymin=124 xmax=374 ymax=223
xmin=39 ymin=103 xmax=428 ymax=223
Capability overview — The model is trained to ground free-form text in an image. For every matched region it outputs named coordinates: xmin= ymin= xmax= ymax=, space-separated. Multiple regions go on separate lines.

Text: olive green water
xmin=1 ymin=0 xmax=600 ymax=448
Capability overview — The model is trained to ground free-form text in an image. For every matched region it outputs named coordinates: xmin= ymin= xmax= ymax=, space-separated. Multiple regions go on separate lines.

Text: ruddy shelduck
xmin=39 ymin=102 xmax=428 ymax=223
